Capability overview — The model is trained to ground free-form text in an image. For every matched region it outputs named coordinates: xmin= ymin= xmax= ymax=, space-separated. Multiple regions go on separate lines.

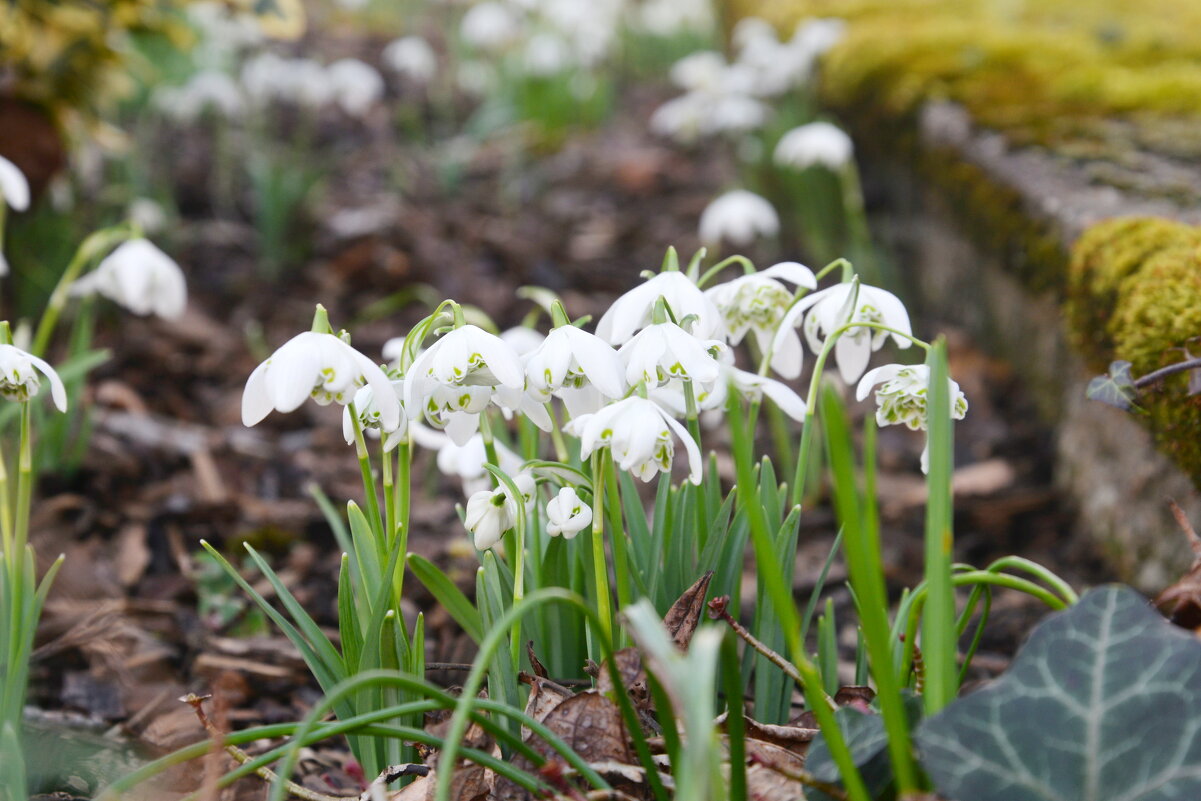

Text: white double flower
xmin=619 ymin=322 xmax=725 ymax=389
xmin=704 ymin=261 xmax=817 ymax=378
xmin=774 ymin=281 xmax=912 ymax=384
xmin=856 ymin=363 xmax=969 ymax=473
xmin=524 ymin=324 xmax=625 ymax=402
xmin=567 ymin=397 xmax=702 ymax=484
xmin=403 ymin=324 xmax=525 ymax=445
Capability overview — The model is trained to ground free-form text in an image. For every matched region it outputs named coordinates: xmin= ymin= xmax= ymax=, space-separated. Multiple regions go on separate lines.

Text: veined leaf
xmin=918 ymin=585 xmax=1201 ymax=801
xmin=1086 ymin=360 xmax=1140 ymax=412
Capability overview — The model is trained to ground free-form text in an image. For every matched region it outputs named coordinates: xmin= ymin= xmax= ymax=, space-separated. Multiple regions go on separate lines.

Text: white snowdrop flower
xmin=708 ymin=93 xmax=771 ymax=134
xmin=619 ymin=322 xmax=725 ymax=388
xmin=291 ymin=59 xmax=334 ymax=107
xmin=404 ymin=324 xmax=524 ymax=442
xmin=242 ymin=331 xmax=401 ymax=428
xmin=524 ymin=325 xmax=624 ymax=402
xmin=545 ymin=486 xmax=591 ymax=538
xmin=567 ymin=396 xmax=702 ymax=484
xmin=156 ymin=71 xmax=243 ymax=122
xmin=463 ymin=472 xmax=536 ymax=550
xmin=792 ymin=17 xmax=846 ymax=59
xmin=0 ymin=155 xmax=30 ymax=213
xmin=669 ymin=51 xmax=728 ymax=91
xmin=856 ymin=363 xmax=967 ymax=473
xmin=460 ymin=2 xmax=522 ymax=52
xmin=596 ymin=270 xmax=723 ymax=346
xmin=129 ymin=198 xmax=167 ymax=235
xmin=774 ymin=282 xmax=912 ymax=384
xmin=383 ymin=36 xmax=437 ymax=83
xmin=500 ymin=326 xmax=544 ymax=357
xmin=774 ymin=122 xmax=853 ymax=170
xmin=705 ymin=349 xmax=807 ymax=420
xmin=649 ymin=93 xmax=707 ymax=141
xmin=732 ymin=17 xmax=779 ymax=55
xmin=342 ymin=378 xmax=408 ymax=450
xmin=704 ymin=261 xmax=817 ymax=379
xmin=522 ymin=33 xmax=572 ymax=76
xmin=635 ymin=0 xmax=713 ymax=36
xmin=71 ymin=239 xmax=187 ymax=320
xmin=410 ymin=424 xmax=522 ymax=494
xmin=0 ymin=344 xmax=67 ymax=410
xmin=326 ymin=59 xmax=384 ymax=117
xmin=240 ymin=52 xmax=292 ymax=103
xmin=698 ymin=190 xmax=779 ymax=247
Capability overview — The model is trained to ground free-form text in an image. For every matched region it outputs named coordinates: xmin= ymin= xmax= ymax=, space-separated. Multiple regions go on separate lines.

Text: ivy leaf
xmin=805 ymin=694 xmax=924 ymax=801
xmin=1086 ymin=360 xmax=1140 ymax=411
xmin=917 ymin=586 xmax=1201 ymax=801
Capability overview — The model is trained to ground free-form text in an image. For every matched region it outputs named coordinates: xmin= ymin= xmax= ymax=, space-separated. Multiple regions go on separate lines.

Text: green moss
xmin=734 ymin=0 xmax=1201 ymax=154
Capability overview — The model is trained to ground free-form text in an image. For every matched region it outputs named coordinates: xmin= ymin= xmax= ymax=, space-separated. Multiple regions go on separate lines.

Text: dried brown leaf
xmin=663 ymin=571 xmax=713 ymax=649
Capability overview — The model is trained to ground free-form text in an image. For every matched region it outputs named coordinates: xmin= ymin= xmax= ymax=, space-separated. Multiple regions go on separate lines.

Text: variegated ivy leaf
xmin=917 ymin=586 xmax=1201 ymax=801
xmin=1086 ymin=360 xmax=1140 ymax=411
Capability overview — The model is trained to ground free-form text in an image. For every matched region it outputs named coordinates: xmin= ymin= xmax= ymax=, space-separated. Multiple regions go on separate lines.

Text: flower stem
xmin=348 ymin=402 xmax=385 ymax=545
xmin=394 ymin=437 xmax=411 ymax=602
xmin=588 ymin=451 xmax=613 ymax=646
xmin=32 ymin=226 xmax=131 ymax=357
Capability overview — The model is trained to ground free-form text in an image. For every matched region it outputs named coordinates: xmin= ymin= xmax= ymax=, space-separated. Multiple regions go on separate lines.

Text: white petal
xmin=761 ymin=261 xmax=817 ymax=289
xmin=755 ymin=374 xmax=807 ymax=421
xmin=242 ymin=359 xmax=275 ymax=426
xmin=768 ymin=328 xmax=804 ymax=379
xmin=565 ymin=327 xmax=624 ymax=398
xmin=28 ymin=353 xmax=67 ymax=412
xmin=834 ymin=333 xmax=871 ymax=385
xmin=0 ymin=156 xmax=30 ymax=212
xmin=855 ymin=363 xmax=905 ymax=401
xmin=444 ymin=411 xmax=481 ymax=446
xmin=661 ymin=411 xmax=703 ymax=485
xmin=469 ymin=326 xmax=524 ymax=389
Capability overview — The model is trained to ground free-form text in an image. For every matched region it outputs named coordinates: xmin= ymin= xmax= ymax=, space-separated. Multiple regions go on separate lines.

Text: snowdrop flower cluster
xmin=0 ymin=344 xmax=67 ymax=410
xmin=651 ymin=16 xmax=847 ymax=144
xmin=238 ymin=249 xmax=965 ymax=555
xmin=698 ymin=190 xmax=780 ymax=247
xmin=155 ymin=70 xmax=245 ymax=122
xmin=774 ymin=121 xmax=854 ymax=170
xmin=71 ymin=239 xmax=188 ymax=320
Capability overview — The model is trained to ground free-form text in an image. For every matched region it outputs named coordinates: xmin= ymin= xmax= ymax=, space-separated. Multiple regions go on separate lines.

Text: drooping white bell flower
xmin=698 ymin=190 xmax=779 ymax=247
xmin=619 ymin=322 xmax=725 ymax=388
xmin=856 ymin=363 xmax=968 ymax=473
xmin=0 ymin=344 xmax=67 ymax=410
xmin=650 ymin=347 xmax=806 ymax=423
xmin=411 ymin=423 xmax=522 ymax=495
xmin=522 ymin=33 xmax=573 ymax=76
xmin=669 ymin=50 xmax=728 ymax=91
xmin=0 ymin=155 xmax=30 ymax=213
xmin=460 ymin=2 xmax=522 ymax=51
xmin=342 ymin=378 xmax=408 ymax=450
xmin=566 ymin=396 xmax=702 ymax=484
xmin=71 ymin=239 xmax=187 ymax=320
xmin=404 ymin=323 xmax=524 ymax=443
xmin=462 ymin=472 xmax=536 ymax=550
xmin=774 ymin=122 xmax=853 ymax=170
xmin=774 ymin=282 xmax=912 ymax=384
xmin=524 ymin=324 xmax=624 ymax=402
xmin=704 ymin=261 xmax=816 ymax=378
xmin=545 ymin=486 xmax=591 ymax=538
xmin=499 ymin=325 xmax=545 ymax=357
xmin=242 ymin=331 xmax=401 ymax=428
xmin=596 ymin=270 xmax=722 ymax=345
xmin=156 ymin=71 xmax=244 ymax=121
xmin=326 ymin=59 xmax=384 ymax=117
xmin=383 ymin=35 xmax=438 ymax=83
